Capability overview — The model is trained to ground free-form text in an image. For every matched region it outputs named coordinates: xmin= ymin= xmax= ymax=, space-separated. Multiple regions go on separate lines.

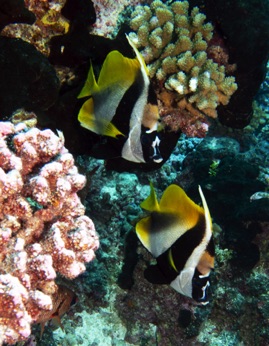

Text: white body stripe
xmin=122 ymin=36 xmax=150 ymax=163
xmin=170 ymin=186 xmax=212 ymax=298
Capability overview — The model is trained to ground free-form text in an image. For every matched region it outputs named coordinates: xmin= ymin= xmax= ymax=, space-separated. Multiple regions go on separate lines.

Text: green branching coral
xmin=129 ymin=0 xmax=237 ymax=119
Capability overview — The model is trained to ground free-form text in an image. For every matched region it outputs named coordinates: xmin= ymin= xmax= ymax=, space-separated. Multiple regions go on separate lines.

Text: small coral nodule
xmin=129 ymin=0 xmax=238 ymax=132
xmin=0 ymin=118 xmax=99 ymax=345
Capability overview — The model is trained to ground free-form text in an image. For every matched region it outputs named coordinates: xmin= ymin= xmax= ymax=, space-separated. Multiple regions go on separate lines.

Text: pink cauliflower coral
xmin=0 ymin=120 xmax=99 ymax=345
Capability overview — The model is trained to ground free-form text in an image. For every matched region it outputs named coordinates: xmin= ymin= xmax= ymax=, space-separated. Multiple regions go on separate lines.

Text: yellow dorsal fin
xmin=136 ymin=184 xmax=209 ymax=257
xmin=140 ymin=182 xmax=160 ymax=212
xmin=97 ymin=50 xmax=140 ymax=91
xmin=78 ymin=47 xmax=140 ymax=99
xmin=78 ymin=63 xmax=98 ymax=98
xmin=159 ymin=184 xmax=204 ymax=230
xmin=77 ymin=47 xmax=141 ymax=137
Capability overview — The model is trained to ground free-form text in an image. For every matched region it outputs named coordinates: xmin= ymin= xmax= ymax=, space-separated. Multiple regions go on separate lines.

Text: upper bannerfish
xmin=77 ymin=35 xmax=163 ymax=164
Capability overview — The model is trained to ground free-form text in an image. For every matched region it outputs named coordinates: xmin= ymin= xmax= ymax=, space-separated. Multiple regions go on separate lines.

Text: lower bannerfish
xmin=136 ymin=183 xmax=215 ymax=304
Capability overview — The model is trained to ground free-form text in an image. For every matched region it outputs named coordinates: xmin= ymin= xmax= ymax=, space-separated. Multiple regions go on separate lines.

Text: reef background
xmin=0 ymin=0 xmax=269 ymax=345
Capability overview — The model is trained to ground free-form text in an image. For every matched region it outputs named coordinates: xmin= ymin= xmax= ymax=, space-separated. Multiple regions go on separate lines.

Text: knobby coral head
xmin=0 ymin=118 xmax=99 ymax=345
xmin=129 ymin=0 xmax=238 ymax=135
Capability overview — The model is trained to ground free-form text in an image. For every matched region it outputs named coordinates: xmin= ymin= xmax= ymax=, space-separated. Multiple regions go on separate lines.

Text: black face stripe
xmin=147 ymin=82 xmax=158 ymax=105
xmin=192 ymin=268 xmax=211 ymax=303
xmin=155 ymin=214 xmax=206 ymax=283
xmin=170 ymin=215 xmax=206 ymax=273
xmin=112 ymin=69 xmax=145 ymax=135
xmin=141 ymin=130 xmax=163 ymax=163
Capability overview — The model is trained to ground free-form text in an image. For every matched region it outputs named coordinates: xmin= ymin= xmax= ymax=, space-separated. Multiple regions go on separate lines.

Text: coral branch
xmin=129 ymin=0 xmax=237 ymax=134
xmin=0 ymin=118 xmax=99 ymax=345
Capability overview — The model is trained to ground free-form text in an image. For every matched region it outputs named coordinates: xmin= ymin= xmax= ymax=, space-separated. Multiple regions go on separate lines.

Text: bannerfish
xmin=136 ymin=183 xmax=215 ymax=304
xmin=36 ymin=285 xmax=77 ymax=337
xmin=77 ymin=34 xmax=163 ymax=164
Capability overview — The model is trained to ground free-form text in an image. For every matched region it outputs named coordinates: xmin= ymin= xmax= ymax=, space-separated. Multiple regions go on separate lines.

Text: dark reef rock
xmin=178 ymin=309 xmax=193 ymax=328
xmin=189 ymin=0 xmax=269 ymax=128
xmin=49 ymin=0 xmax=100 ymax=67
xmin=49 ymin=31 xmax=116 ymax=68
xmin=0 ymin=37 xmax=59 ymax=118
xmin=180 ymin=137 xmax=267 ymax=270
xmin=48 ymin=0 xmax=133 ymax=67
xmin=117 ymin=231 xmax=139 ymax=290
xmin=0 ymin=0 xmax=35 ymax=31
xmin=61 ymin=0 xmax=96 ymax=26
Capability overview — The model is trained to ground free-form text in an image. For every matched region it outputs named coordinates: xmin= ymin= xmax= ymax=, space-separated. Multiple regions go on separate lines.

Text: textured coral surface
xmin=91 ymin=0 xmax=150 ymax=37
xmin=0 ymin=120 xmax=99 ymax=345
xmin=1 ymin=0 xmax=68 ymax=55
xmin=129 ymin=0 xmax=237 ymax=133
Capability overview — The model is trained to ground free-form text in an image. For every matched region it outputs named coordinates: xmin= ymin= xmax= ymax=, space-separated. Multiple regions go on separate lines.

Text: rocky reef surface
xmin=31 ymin=100 xmax=269 ymax=345
xmin=0 ymin=0 xmax=268 ymax=345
